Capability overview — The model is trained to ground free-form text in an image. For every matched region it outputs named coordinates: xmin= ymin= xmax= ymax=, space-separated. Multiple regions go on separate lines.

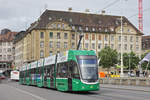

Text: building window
xmin=118 ymin=36 xmax=121 ymax=42
xmin=86 ymin=27 xmax=88 ymax=31
xmin=3 ymin=42 xmax=6 ymax=46
xmin=8 ymin=42 xmax=11 ymax=46
xmin=57 ymin=32 xmax=61 ymax=39
xmin=0 ymin=42 xmax=2 ymax=46
xmin=57 ymin=51 xmax=60 ymax=54
xmin=72 ymin=42 xmax=75 ymax=49
xmin=85 ymin=34 xmax=88 ymax=40
xmin=124 ymin=44 xmax=127 ymax=50
xmin=98 ymin=35 xmax=101 ymax=41
xmin=3 ymin=55 xmax=6 ymax=60
xmin=0 ymin=49 xmax=2 ymax=53
xmin=124 ymin=36 xmax=127 ymax=42
xmin=85 ymin=43 xmax=88 ymax=49
xmin=111 ymin=35 xmax=114 ymax=41
xmin=40 ymin=41 xmax=44 ymax=48
xmin=57 ymin=42 xmax=60 ymax=48
xmin=111 ymin=44 xmax=114 ymax=49
xmin=7 ymin=48 xmax=11 ymax=52
xmin=49 ymin=32 xmax=53 ymax=38
xmin=64 ymin=33 xmax=68 ymax=39
xmin=49 ymin=41 xmax=53 ymax=48
xmin=72 ymin=34 xmax=75 ymax=40
xmin=104 ymin=35 xmax=108 ymax=41
xmin=92 ymin=34 xmax=95 ymax=40
xmin=57 ymin=24 xmax=61 ymax=29
xmin=127 ymin=29 xmax=130 ymax=33
xmin=40 ymin=32 xmax=44 ymax=38
xmin=49 ymin=51 xmax=53 ymax=56
xmin=136 ymin=45 xmax=139 ymax=50
xmin=130 ymin=44 xmax=133 ymax=50
xmin=130 ymin=36 xmax=133 ymax=42
xmin=98 ymin=43 xmax=101 ymax=49
xmin=79 ymin=43 xmax=82 ymax=50
xmin=64 ymin=42 xmax=68 ymax=48
xmin=0 ymin=55 xmax=2 ymax=60
xmin=105 ymin=44 xmax=108 ymax=47
xmin=92 ymin=43 xmax=95 ymax=49
xmin=136 ymin=37 xmax=139 ymax=42
xmin=118 ymin=44 xmax=121 ymax=50
xmin=62 ymin=23 xmax=65 ymax=29
xmin=7 ymin=55 xmax=11 ymax=60
xmin=3 ymin=48 xmax=6 ymax=53
xmin=40 ymin=50 xmax=44 ymax=58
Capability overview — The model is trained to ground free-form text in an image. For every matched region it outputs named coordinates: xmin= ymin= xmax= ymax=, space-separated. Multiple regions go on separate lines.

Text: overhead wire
xmin=102 ymin=0 xmax=119 ymax=10
xmin=128 ymin=7 xmax=150 ymax=19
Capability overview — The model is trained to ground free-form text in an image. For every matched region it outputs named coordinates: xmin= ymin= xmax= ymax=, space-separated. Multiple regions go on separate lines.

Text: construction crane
xmin=138 ymin=0 xmax=143 ymax=32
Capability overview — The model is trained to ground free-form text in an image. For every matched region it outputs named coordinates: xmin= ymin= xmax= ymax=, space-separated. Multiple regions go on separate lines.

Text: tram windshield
xmin=77 ymin=55 xmax=98 ymax=82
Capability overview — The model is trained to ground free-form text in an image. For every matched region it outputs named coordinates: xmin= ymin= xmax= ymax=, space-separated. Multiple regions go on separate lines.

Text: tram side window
xmin=46 ymin=66 xmax=50 ymax=77
xmin=50 ymin=65 xmax=54 ymax=77
xmin=44 ymin=66 xmax=47 ymax=79
xmin=30 ymin=68 xmax=35 ymax=79
xmin=57 ymin=62 xmax=68 ymax=78
xmin=20 ymin=71 xmax=23 ymax=78
xmin=37 ymin=67 xmax=42 ymax=78
xmin=68 ymin=61 xmax=80 ymax=79
xmin=26 ymin=70 xmax=29 ymax=78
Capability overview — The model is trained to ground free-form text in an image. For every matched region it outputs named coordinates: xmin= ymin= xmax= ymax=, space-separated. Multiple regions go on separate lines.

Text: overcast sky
xmin=0 ymin=0 xmax=149 ymax=35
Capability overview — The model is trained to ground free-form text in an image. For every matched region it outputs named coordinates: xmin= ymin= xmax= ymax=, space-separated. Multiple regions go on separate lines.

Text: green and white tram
xmin=19 ymin=50 xmax=99 ymax=91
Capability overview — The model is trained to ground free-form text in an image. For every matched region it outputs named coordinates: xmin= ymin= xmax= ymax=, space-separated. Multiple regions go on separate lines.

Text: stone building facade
xmin=14 ymin=10 xmax=143 ymax=69
xmin=0 ymin=31 xmax=17 ymax=72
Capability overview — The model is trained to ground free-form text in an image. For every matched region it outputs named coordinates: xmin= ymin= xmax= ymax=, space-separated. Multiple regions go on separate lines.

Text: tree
xmin=98 ymin=47 xmax=118 ymax=72
xmin=123 ymin=52 xmax=140 ymax=70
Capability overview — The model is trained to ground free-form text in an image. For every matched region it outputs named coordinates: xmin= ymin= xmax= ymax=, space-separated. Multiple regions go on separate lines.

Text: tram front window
xmin=77 ymin=56 xmax=98 ymax=82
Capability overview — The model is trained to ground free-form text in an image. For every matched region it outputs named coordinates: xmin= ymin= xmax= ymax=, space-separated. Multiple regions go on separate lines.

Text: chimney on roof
xmin=68 ymin=7 xmax=72 ymax=12
xmin=101 ymin=10 xmax=106 ymax=15
xmin=85 ymin=9 xmax=90 ymax=13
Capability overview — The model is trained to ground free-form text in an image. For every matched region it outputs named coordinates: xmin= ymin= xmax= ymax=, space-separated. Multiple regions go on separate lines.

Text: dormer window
xmin=49 ymin=17 xmax=52 ymax=20
xmin=69 ymin=18 xmax=72 ymax=22
xmin=72 ymin=26 xmax=75 ymax=30
xmin=99 ymin=27 xmax=102 ymax=31
xmin=79 ymin=26 xmax=82 ymax=30
xmin=86 ymin=27 xmax=88 ymax=31
xmin=110 ymin=27 xmax=114 ymax=32
xmin=105 ymin=28 xmax=108 ymax=32
xmin=92 ymin=28 xmax=95 ymax=31
xmin=115 ymin=20 xmax=119 ymax=25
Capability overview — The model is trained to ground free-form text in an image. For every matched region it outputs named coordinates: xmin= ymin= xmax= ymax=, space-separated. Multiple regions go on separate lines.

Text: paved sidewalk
xmin=100 ymin=84 xmax=150 ymax=92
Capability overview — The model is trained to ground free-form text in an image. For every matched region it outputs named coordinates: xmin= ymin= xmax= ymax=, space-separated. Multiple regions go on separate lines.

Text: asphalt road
xmin=0 ymin=80 xmax=150 ymax=100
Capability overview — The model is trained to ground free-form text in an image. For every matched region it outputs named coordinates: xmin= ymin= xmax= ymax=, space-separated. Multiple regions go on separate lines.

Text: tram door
xmin=44 ymin=67 xmax=47 ymax=87
xmin=68 ymin=62 xmax=72 ymax=91
xmin=50 ymin=65 xmax=55 ymax=88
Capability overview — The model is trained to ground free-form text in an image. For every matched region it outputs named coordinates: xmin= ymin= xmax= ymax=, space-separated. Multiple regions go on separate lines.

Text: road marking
xmin=6 ymin=85 xmax=47 ymax=100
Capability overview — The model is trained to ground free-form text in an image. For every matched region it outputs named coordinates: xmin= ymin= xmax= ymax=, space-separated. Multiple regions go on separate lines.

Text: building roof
xmin=27 ymin=9 xmax=142 ymax=35
xmin=0 ymin=31 xmax=17 ymax=42
xmin=142 ymin=35 xmax=150 ymax=50
xmin=14 ymin=31 xmax=26 ymax=43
